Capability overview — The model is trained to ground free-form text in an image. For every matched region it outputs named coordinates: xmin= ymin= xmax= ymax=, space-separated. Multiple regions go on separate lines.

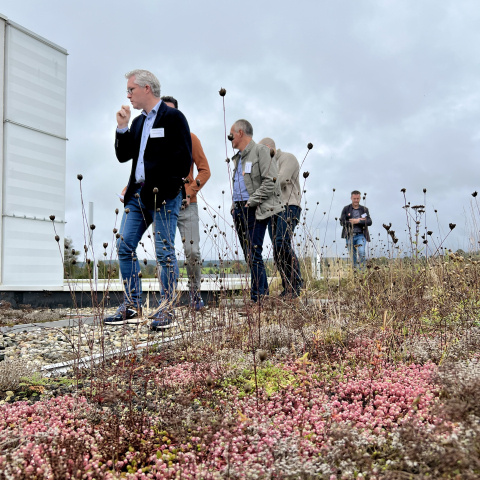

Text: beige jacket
xmin=231 ymin=140 xmax=283 ymax=220
xmin=276 ymin=149 xmax=301 ymax=207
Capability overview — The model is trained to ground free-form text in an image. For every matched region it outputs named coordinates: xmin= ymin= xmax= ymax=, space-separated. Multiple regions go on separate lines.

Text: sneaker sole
xmin=150 ymin=321 xmax=178 ymax=331
xmin=103 ymin=320 xmax=129 ymax=325
xmin=126 ymin=318 xmax=146 ymax=325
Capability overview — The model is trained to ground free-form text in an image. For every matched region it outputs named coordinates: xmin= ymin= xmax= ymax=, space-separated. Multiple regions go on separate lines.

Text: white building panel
xmin=2 ymin=216 xmax=64 ymax=287
xmin=0 ymin=18 xmax=5 ymax=282
xmin=3 ymin=122 xmax=65 ymax=219
xmin=0 ymin=15 xmax=67 ymax=289
xmin=4 ymin=25 xmax=67 ymax=138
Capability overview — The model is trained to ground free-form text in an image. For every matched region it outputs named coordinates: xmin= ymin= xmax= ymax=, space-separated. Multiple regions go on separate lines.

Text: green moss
xmin=223 ymin=362 xmax=298 ymax=397
xmin=19 ymin=372 xmax=77 ymax=388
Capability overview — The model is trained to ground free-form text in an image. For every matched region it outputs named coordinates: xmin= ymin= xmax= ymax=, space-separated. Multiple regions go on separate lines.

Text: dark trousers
xmin=232 ymin=205 xmax=269 ymax=302
xmin=268 ymin=205 xmax=303 ymax=297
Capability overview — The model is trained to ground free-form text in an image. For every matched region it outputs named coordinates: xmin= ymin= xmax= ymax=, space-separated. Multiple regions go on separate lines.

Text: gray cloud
xmin=1 ymin=0 xmax=479 ymax=264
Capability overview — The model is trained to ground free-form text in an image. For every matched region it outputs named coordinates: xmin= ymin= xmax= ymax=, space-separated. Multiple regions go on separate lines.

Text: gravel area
xmin=0 ymin=306 xmax=229 ymax=367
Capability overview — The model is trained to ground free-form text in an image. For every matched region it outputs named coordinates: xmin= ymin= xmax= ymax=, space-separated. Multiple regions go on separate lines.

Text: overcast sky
xmin=2 ymin=0 xmax=480 ymax=265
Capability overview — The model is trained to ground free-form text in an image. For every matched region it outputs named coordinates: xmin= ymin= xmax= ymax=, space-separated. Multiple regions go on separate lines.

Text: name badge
xmin=150 ymin=128 xmax=164 ymax=138
xmin=244 ymin=162 xmax=252 ymax=174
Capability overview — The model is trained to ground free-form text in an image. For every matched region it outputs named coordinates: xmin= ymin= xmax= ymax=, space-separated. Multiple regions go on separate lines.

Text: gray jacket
xmin=276 ymin=149 xmax=301 ymax=207
xmin=231 ymin=140 xmax=283 ymax=220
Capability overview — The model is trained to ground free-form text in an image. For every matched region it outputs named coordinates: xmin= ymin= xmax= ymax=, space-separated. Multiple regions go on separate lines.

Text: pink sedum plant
xmin=0 ymin=353 xmax=442 ymax=479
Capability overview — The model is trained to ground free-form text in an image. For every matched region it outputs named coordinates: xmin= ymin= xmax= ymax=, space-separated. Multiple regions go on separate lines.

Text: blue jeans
xmin=117 ymin=188 xmax=182 ymax=310
xmin=232 ymin=205 xmax=269 ymax=302
xmin=346 ymin=233 xmax=366 ymax=269
xmin=268 ymin=205 xmax=303 ymax=297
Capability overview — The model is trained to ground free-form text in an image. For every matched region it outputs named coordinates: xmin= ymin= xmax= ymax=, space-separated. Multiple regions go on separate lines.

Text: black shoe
xmin=104 ymin=304 xmax=141 ymax=325
xmin=148 ymin=308 xmax=177 ymax=331
xmin=190 ymin=293 xmax=205 ymax=311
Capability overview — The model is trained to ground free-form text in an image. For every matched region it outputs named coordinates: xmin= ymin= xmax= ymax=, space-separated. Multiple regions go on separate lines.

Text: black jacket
xmin=115 ymin=101 xmax=192 ymax=209
xmin=339 ymin=204 xmax=372 ymax=241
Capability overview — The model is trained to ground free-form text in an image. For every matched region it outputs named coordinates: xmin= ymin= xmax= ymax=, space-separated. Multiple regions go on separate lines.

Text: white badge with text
xmin=244 ymin=162 xmax=252 ymax=174
xmin=150 ymin=128 xmax=165 ymax=138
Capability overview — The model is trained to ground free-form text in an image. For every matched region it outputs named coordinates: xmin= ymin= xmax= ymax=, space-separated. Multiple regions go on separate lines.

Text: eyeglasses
xmin=126 ymin=87 xmax=136 ymax=95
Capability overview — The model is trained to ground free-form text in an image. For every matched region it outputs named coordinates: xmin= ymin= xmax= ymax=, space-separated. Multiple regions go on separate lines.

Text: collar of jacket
xmin=233 ymin=139 xmax=256 ymax=164
xmin=346 ymin=204 xmax=367 ymax=216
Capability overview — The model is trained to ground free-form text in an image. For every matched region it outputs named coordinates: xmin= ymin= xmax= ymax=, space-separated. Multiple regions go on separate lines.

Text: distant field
xmin=178 ymin=267 xmax=235 ymax=276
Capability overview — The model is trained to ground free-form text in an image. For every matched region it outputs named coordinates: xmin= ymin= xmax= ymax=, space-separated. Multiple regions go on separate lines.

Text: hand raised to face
xmin=116 ymin=105 xmax=131 ymax=129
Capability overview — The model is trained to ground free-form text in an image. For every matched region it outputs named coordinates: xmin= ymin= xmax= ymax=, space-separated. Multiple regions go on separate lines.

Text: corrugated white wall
xmin=1 ymin=17 xmax=67 ymax=289
xmin=0 ymin=18 xmax=5 ymax=285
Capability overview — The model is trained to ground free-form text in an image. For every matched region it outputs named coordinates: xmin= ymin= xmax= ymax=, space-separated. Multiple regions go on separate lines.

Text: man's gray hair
xmin=125 ymin=69 xmax=161 ymax=97
xmin=233 ymin=119 xmax=253 ymax=137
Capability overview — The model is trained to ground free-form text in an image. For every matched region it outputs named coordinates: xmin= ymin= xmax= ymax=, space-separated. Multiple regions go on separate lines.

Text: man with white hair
xmin=104 ymin=69 xmax=192 ymax=330
xmin=259 ymin=138 xmax=303 ymax=298
xmin=229 ymin=120 xmax=283 ymax=302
